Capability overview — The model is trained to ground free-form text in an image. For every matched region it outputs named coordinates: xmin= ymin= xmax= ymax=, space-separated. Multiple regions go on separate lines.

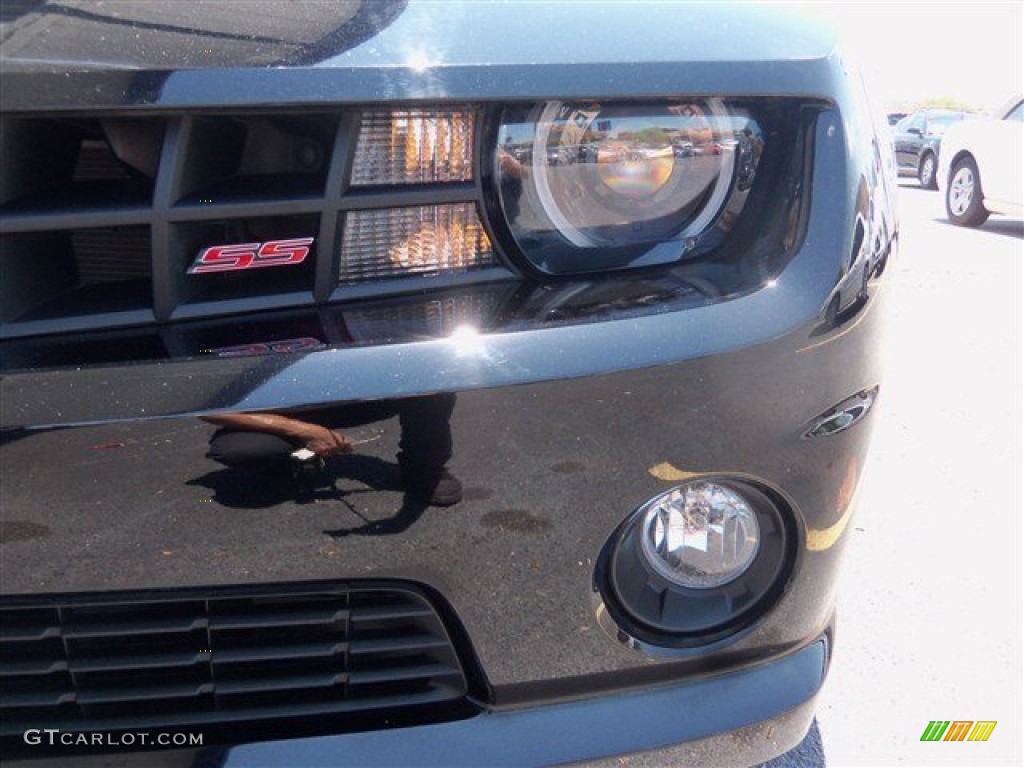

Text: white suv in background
xmin=938 ymin=97 xmax=1024 ymax=226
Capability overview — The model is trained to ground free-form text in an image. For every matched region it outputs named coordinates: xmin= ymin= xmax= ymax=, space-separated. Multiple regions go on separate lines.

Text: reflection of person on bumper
xmin=202 ymin=394 xmax=461 ymax=506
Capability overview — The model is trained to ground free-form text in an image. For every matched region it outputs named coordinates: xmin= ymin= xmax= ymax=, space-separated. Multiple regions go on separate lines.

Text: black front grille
xmin=0 ymin=110 xmax=508 ymax=340
xmin=0 ymin=581 xmax=470 ymax=737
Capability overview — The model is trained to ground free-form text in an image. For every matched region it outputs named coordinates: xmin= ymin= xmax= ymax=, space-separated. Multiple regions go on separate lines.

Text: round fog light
xmin=641 ymin=483 xmax=760 ymax=588
xmin=594 ymin=477 xmax=791 ymax=648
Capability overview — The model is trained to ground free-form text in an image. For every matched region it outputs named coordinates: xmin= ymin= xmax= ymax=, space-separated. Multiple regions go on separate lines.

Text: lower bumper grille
xmin=0 ymin=581 xmax=470 ymax=738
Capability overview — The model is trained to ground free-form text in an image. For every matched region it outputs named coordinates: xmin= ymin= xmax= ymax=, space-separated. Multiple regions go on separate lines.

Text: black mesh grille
xmin=0 ymin=109 xmax=508 ymax=340
xmin=0 ymin=582 xmax=469 ymax=736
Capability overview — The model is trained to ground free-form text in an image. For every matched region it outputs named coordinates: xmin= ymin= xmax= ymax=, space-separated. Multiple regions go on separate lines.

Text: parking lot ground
xmin=805 ymin=181 xmax=1023 ymax=767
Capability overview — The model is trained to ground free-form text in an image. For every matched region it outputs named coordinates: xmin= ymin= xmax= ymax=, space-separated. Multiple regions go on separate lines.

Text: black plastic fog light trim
xmin=594 ymin=479 xmax=793 ymax=649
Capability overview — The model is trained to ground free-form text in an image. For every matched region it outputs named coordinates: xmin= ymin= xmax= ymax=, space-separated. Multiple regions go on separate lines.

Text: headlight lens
xmin=496 ymin=100 xmax=762 ymax=274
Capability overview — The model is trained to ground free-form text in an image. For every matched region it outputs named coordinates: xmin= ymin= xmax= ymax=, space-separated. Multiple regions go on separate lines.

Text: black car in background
xmin=0 ymin=2 xmax=897 ymax=766
xmin=892 ymin=108 xmax=969 ymax=188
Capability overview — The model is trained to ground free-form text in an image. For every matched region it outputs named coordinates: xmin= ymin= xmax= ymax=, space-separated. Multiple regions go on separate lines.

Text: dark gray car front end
xmin=0 ymin=3 xmax=896 ymax=766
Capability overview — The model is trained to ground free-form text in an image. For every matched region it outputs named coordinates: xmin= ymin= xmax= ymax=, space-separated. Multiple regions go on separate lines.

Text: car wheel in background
xmin=946 ymin=156 xmax=990 ymax=227
xmin=918 ymin=153 xmax=937 ymax=189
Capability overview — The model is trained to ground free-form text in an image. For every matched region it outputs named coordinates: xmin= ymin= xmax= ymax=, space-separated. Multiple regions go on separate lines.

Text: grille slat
xmin=349 ymin=663 xmax=460 ymax=686
xmin=209 ymin=607 xmax=348 ymax=630
xmin=1 ymin=690 xmax=77 ymax=708
xmin=215 ymin=672 xmax=347 ymax=696
xmin=63 ymin=615 xmax=208 ymax=639
xmin=0 ymin=582 xmax=468 ymax=738
xmin=213 ymin=641 xmax=347 ymax=664
xmin=0 ymin=625 xmax=61 ymax=642
xmin=70 ymin=651 xmax=208 ymax=674
xmin=350 ymin=605 xmax=436 ymax=623
xmin=349 ymin=634 xmax=450 ymax=656
xmin=77 ymin=681 xmax=216 ymax=706
xmin=0 ymin=659 xmax=68 ymax=676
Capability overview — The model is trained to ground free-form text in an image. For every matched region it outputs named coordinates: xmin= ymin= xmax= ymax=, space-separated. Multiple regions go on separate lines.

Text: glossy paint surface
xmin=1 ymin=1 xmax=840 ymax=111
xmin=0 ymin=1 xmax=896 ymax=762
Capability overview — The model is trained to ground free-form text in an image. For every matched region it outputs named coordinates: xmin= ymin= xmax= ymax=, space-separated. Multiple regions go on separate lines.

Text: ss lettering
xmin=188 ymin=237 xmax=314 ymax=274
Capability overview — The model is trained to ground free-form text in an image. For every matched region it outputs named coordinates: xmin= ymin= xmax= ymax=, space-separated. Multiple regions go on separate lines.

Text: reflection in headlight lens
xmin=496 ymin=100 xmax=762 ymax=274
xmin=596 ymin=141 xmax=674 ymax=198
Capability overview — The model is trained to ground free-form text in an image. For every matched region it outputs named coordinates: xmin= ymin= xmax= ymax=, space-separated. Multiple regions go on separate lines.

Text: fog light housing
xmin=595 ymin=478 xmax=791 ymax=649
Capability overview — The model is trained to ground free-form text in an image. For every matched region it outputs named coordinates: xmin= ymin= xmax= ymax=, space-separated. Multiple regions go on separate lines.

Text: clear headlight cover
xmin=496 ymin=100 xmax=762 ymax=275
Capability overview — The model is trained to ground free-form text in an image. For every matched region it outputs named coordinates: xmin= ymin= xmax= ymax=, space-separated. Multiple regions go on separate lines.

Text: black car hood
xmin=0 ymin=0 xmax=408 ymax=70
xmin=0 ymin=2 xmax=842 ymax=112
xmin=1 ymin=0 xmax=836 ymax=72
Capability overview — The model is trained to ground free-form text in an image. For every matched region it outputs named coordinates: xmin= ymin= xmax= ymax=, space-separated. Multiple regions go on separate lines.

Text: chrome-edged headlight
xmin=495 ymin=100 xmax=763 ymax=275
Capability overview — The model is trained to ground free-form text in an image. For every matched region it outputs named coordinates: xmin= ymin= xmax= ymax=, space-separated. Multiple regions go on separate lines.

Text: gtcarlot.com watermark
xmin=24 ymin=729 xmax=203 ymax=748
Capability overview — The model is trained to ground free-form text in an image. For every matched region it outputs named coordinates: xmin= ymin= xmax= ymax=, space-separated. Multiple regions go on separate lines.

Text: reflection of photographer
xmin=202 ymin=394 xmax=461 ymax=506
xmin=498 ymin=147 xmax=525 ymax=223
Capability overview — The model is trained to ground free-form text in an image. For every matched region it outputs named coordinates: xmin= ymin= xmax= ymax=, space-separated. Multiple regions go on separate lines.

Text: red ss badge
xmin=207 ymin=337 xmax=325 ymax=358
xmin=188 ymin=237 xmax=314 ymax=274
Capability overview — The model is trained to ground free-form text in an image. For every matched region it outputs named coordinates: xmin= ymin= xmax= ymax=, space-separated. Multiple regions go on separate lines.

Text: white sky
xmin=789 ymin=1 xmax=1023 ymax=112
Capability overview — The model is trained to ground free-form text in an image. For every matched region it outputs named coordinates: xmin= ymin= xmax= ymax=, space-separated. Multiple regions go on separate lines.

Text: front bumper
xmin=0 ymin=260 xmax=882 ymax=762
xmin=5 ymin=639 xmax=827 ymax=767
xmin=223 ymin=638 xmax=828 ymax=768
xmin=0 ymin=108 xmax=888 ymax=762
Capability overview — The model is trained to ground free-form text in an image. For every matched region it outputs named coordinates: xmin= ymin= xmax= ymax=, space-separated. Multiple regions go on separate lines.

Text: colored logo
xmin=205 ymin=337 xmax=325 ymax=358
xmin=188 ymin=237 xmax=314 ymax=274
xmin=921 ymin=721 xmax=997 ymax=742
